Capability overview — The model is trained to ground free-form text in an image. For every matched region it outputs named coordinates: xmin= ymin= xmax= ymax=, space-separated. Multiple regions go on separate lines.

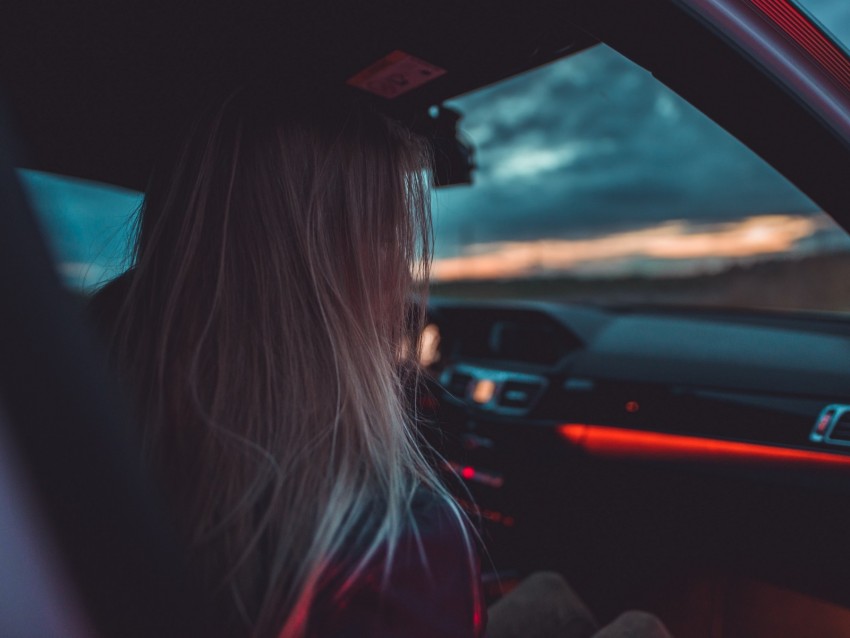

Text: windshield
xmin=431 ymin=43 xmax=850 ymax=311
xmin=17 ymin=40 xmax=850 ymax=312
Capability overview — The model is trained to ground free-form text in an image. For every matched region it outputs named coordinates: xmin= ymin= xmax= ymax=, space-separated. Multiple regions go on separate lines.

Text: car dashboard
xmin=421 ymin=299 xmax=850 ymax=625
xmin=426 ymin=299 xmax=850 ymax=449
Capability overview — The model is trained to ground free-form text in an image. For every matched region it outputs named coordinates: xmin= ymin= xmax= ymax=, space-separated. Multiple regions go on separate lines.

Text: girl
xmin=91 ymin=88 xmax=483 ymax=638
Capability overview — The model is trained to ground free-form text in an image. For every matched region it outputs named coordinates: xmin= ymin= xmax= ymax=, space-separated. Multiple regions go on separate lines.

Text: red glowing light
xmin=625 ymin=401 xmax=640 ymax=413
xmin=418 ymin=394 xmax=439 ymax=410
xmin=481 ymin=509 xmax=502 ymax=523
xmin=816 ymin=412 xmax=833 ymax=434
xmin=558 ymin=423 xmax=850 ymax=471
xmin=447 ymin=461 xmax=504 ymax=487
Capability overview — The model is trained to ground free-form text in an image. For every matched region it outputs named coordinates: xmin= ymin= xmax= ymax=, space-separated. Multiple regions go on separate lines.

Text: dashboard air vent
xmin=446 ymin=372 xmax=473 ymax=398
xmin=828 ymin=411 xmax=850 ymax=443
xmin=812 ymin=405 xmax=850 ymax=447
xmin=439 ymin=364 xmax=548 ymax=414
xmin=497 ymin=380 xmax=543 ymax=409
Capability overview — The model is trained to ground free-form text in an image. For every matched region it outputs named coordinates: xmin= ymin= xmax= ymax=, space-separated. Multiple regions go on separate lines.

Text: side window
xmin=17 ymin=170 xmax=141 ymax=292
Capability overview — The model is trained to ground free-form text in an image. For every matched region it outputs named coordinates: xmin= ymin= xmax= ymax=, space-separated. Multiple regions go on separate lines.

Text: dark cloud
xmin=434 ymin=45 xmax=821 ymax=258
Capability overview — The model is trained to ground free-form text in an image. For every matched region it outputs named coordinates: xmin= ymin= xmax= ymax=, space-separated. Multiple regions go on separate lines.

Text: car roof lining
xmin=1 ymin=0 xmax=597 ymax=190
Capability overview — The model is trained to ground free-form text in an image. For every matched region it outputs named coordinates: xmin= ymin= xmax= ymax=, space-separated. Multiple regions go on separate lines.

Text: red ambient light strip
xmin=747 ymin=0 xmax=850 ymax=95
xmin=558 ymin=424 xmax=850 ymax=471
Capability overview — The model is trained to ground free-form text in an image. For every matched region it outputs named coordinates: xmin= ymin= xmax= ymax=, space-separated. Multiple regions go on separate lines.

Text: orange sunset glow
xmin=432 ymin=214 xmax=827 ymax=281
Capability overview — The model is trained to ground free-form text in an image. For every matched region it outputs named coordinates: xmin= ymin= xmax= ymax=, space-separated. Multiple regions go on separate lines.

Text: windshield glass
xmin=18 ymin=41 xmax=850 ymax=311
xmin=431 ymin=44 xmax=850 ymax=311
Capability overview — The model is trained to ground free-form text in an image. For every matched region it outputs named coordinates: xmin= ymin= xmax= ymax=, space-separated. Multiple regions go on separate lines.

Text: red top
xmin=307 ymin=492 xmax=486 ymax=637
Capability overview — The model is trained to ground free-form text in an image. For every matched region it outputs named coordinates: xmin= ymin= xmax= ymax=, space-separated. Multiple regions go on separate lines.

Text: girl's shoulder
xmin=311 ymin=490 xmax=486 ymax=638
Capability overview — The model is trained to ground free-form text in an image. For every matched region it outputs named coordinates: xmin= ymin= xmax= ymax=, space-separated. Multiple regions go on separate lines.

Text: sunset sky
xmin=430 ymin=215 xmax=841 ymax=281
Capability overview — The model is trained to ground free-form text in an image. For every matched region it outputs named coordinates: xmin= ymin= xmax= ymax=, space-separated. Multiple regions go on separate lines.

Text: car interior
xmin=4 ymin=1 xmax=850 ymax=637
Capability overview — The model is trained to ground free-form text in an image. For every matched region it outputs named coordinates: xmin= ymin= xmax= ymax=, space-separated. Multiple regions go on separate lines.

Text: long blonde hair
xmin=104 ymin=89 xmax=470 ymax=637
